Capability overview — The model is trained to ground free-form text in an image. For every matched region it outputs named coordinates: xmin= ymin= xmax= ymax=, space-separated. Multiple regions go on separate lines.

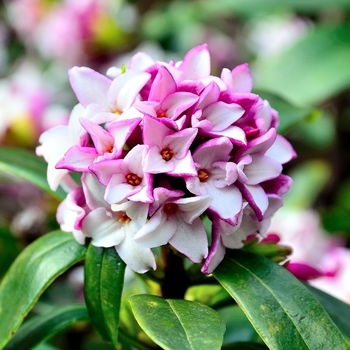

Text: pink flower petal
xmin=237 ymin=183 xmax=268 ymax=221
xmin=148 ymin=66 xmax=177 ymax=101
xmin=221 ymin=63 xmax=253 ymax=94
xmin=179 ymin=43 xmax=211 ymax=81
xmin=161 ymin=91 xmax=198 ymax=120
xmin=203 ymin=101 xmax=244 ymax=131
xmin=56 ymin=146 xmax=97 ymax=172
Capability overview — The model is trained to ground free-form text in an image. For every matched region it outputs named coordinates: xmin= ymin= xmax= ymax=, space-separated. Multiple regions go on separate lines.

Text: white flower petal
xmin=169 ymin=217 xmax=208 ymax=263
xmin=83 ymin=208 xmax=124 ymax=247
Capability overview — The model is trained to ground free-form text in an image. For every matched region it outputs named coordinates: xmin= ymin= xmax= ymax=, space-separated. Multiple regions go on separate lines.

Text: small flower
xmin=186 ymin=137 xmax=243 ymax=224
xmin=90 ymin=144 xmax=154 ymax=204
xmin=55 ymin=117 xmax=140 ymax=172
xmin=142 ymin=115 xmax=198 ymax=177
xmin=69 ymin=66 xmax=150 ymax=121
xmin=134 ymin=188 xmax=212 ymax=263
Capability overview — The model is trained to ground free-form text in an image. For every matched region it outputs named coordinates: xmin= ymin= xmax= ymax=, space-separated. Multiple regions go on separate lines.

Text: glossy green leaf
xmin=4 ymin=305 xmax=89 ymax=350
xmin=0 ymin=147 xmax=65 ymax=201
xmin=84 ymin=244 xmax=126 ymax=346
xmin=129 ymin=294 xmax=226 ymax=350
xmin=306 ymin=284 xmax=350 ymax=340
xmin=213 ymin=250 xmax=349 ymax=350
xmin=254 ymin=23 xmax=350 ymax=106
xmin=0 ymin=230 xmax=87 ymax=349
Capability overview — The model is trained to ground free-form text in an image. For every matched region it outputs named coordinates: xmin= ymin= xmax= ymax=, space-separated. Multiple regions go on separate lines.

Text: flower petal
xmin=149 ymin=66 xmax=177 ymax=101
xmin=134 ymin=210 xmax=177 ymax=247
xmin=161 ymin=91 xmax=198 ymax=120
xmin=116 ymin=227 xmax=156 ymax=273
xmin=221 ymin=63 xmax=253 ymax=94
xmin=169 ymin=217 xmax=208 ymax=263
xmin=203 ymin=101 xmax=244 ymax=131
xmin=179 ymin=44 xmax=211 ymax=80
xmin=206 ymin=185 xmax=243 ymax=224
xmin=265 ymin=134 xmax=297 ymax=164
xmin=237 ymin=183 xmax=268 ymax=221
xmin=83 ymin=208 xmax=125 ymax=247
xmin=176 ymin=196 xmax=212 ymax=224
xmin=69 ymin=66 xmax=111 ymax=108
xmin=244 ymin=154 xmax=282 ymax=185
xmin=82 ymin=173 xmax=107 ymax=210
xmin=56 ymin=146 xmax=97 ymax=172
xmin=108 ymin=70 xmax=151 ymax=111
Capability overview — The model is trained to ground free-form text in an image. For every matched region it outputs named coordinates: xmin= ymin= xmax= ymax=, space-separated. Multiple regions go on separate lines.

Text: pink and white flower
xmin=135 ymin=188 xmax=212 ymax=263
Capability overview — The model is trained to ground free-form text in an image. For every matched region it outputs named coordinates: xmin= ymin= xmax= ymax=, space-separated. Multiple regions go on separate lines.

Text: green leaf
xmin=0 ymin=147 xmax=65 ymax=201
xmin=0 ymin=230 xmax=87 ymax=349
xmin=84 ymin=244 xmax=126 ymax=346
xmin=219 ymin=305 xmax=259 ymax=344
xmin=4 ymin=305 xmax=89 ymax=350
xmin=213 ymin=250 xmax=349 ymax=350
xmin=306 ymin=284 xmax=350 ymax=340
xmin=254 ymin=23 xmax=350 ymax=106
xmin=0 ymin=226 xmax=22 ymax=278
xmin=129 ymin=294 xmax=226 ymax=350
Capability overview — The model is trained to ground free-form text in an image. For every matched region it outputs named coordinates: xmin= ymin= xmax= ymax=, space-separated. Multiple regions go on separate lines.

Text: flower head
xmin=38 ymin=44 xmax=295 ymax=273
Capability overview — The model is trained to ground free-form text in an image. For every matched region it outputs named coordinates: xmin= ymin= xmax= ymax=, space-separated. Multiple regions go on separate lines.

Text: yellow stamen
xmin=198 ymin=169 xmax=209 ymax=182
xmin=118 ymin=212 xmax=131 ymax=223
xmin=112 ymin=108 xmax=122 ymax=115
xmin=161 ymin=147 xmax=174 ymax=161
xmin=126 ymin=173 xmax=142 ymax=186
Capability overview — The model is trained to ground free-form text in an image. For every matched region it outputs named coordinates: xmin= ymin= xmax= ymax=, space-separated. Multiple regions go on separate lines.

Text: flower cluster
xmin=37 ymin=44 xmax=296 ymax=274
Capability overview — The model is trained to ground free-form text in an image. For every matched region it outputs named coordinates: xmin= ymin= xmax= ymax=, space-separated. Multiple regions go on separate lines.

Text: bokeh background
xmin=1 ymin=0 xmax=350 ymax=348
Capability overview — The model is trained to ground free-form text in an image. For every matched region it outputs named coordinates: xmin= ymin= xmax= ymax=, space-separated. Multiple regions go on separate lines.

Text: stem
xmin=161 ymin=245 xmax=189 ymax=299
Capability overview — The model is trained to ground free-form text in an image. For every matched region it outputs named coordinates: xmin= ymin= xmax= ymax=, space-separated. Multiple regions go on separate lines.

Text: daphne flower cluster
xmin=36 ymin=44 xmax=296 ymax=274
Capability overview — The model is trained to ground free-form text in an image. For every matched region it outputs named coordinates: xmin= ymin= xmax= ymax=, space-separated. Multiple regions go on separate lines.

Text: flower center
xmin=126 ymin=173 xmax=142 ymax=186
xmin=157 ymin=110 xmax=167 ymax=118
xmin=163 ymin=202 xmax=178 ymax=215
xmin=106 ymin=144 xmax=113 ymax=153
xmin=118 ymin=212 xmax=131 ymax=223
xmin=198 ymin=169 xmax=209 ymax=182
xmin=161 ymin=147 xmax=174 ymax=161
xmin=112 ymin=108 xmax=122 ymax=115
